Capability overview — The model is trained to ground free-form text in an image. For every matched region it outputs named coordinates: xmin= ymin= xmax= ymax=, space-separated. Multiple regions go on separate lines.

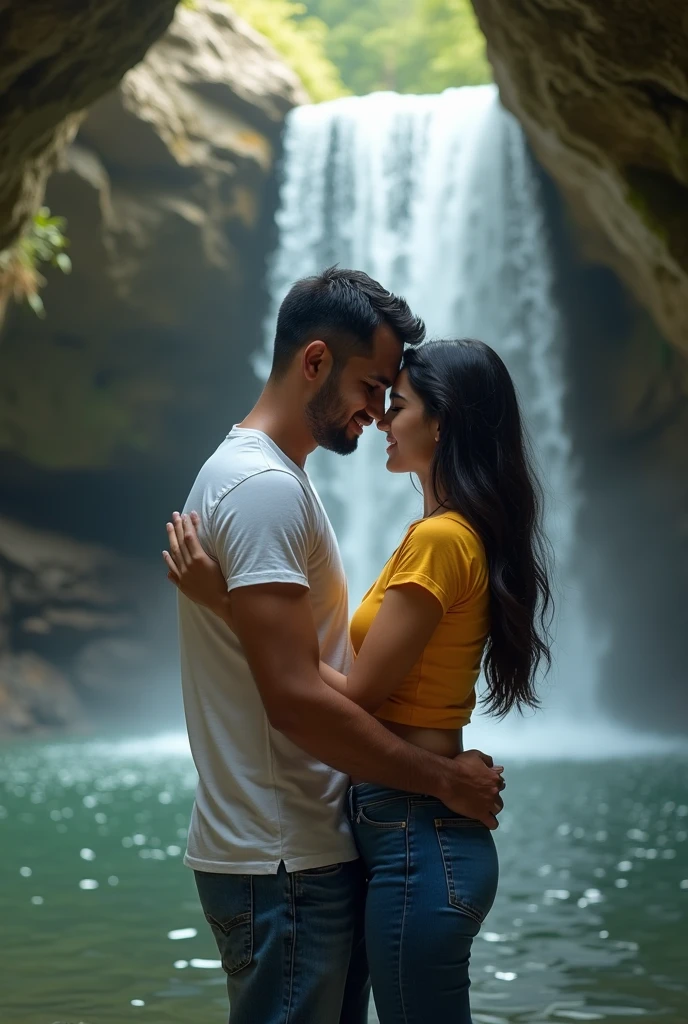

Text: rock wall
xmin=540 ymin=175 xmax=688 ymax=735
xmin=471 ymin=0 xmax=688 ymax=358
xmin=0 ymin=516 xmax=177 ymax=734
xmin=0 ymin=0 xmax=179 ymax=254
xmin=0 ymin=1 xmax=306 ymax=732
xmin=472 ymin=1 xmax=688 ymax=732
xmin=1 ymin=1 xmax=306 ymax=477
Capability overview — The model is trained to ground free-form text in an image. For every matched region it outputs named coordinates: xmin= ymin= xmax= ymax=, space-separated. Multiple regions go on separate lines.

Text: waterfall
xmin=260 ymin=85 xmax=612 ymax=755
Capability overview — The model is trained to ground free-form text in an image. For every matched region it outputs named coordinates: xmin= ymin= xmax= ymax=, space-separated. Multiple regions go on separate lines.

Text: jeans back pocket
xmin=194 ymin=871 xmax=253 ymax=975
xmin=434 ymin=818 xmax=499 ymax=924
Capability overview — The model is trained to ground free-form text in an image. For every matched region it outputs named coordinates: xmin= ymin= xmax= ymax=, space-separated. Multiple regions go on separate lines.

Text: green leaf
xmin=27 ymin=291 xmax=46 ymax=318
xmin=224 ymin=0 xmax=347 ymax=101
xmin=55 ymin=252 xmax=72 ymax=274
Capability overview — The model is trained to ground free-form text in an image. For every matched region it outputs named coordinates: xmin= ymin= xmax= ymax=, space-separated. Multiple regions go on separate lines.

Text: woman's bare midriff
xmin=351 ymin=721 xmax=463 ymax=786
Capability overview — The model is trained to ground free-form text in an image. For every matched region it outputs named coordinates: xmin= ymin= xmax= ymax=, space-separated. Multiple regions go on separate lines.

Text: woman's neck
xmin=419 ymin=475 xmax=449 ymax=518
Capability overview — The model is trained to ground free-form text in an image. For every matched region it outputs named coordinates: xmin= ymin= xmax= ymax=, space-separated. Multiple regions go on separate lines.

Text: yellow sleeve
xmin=387 ymin=517 xmax=476 ymax=613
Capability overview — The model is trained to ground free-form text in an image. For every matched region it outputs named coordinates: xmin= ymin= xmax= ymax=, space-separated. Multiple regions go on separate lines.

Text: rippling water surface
xmin=2 ymin=736 xmax=687 ymax=1024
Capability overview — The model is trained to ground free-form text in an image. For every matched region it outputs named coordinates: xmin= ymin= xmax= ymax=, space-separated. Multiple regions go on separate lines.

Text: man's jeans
xmin=194 ymin=859 xmax=369 ymax=1024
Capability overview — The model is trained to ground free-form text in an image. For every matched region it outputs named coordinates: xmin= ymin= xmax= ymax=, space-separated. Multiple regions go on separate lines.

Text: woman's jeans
xmin=351 ymin=783 xmax=499 ymax=1024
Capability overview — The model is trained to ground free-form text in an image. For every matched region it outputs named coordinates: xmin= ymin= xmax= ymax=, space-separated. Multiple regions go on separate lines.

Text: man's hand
xmin=438 ymin=749 xmax=505 ymax=830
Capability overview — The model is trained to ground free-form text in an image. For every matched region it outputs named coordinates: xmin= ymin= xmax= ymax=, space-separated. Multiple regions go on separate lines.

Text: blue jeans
xmin=194 ymin=859 xmax=369 ymax=1024
xmin=351 ymin=783 xmax=499 ymax=1024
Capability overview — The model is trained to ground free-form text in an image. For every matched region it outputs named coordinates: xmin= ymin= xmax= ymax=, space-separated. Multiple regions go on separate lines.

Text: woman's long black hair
xmin=403 ymin=339 xmax=553 ymax=717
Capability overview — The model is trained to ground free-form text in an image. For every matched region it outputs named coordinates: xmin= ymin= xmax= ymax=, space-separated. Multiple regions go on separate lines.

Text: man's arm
xmin=228 ymin=581 xmax=504 ymax=828
xmin=164 ymin=503 xmax=504 ymax=826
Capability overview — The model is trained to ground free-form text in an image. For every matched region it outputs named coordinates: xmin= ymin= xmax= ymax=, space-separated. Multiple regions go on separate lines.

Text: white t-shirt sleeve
xmin=211 ymin=469 xmax=312 ymax=592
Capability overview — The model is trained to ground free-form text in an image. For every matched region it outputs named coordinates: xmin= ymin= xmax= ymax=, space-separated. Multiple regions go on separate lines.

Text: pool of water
xmin=2 ymin=735 xmax=687 ymax=1024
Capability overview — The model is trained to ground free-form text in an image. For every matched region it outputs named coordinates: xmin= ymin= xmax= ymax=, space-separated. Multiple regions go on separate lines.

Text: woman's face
xmin=378 ymin=369 xmax=438 ymax=476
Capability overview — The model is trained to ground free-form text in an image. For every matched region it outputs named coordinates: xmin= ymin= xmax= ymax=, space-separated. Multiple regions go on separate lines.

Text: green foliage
xmin=186 ymin=0 xmax=489 ymax=103
xmin=228 ymin=0 xmax=347 ymax=101
xmin=0 ymin=207 xmax=71 ymax=318
xmin=297 ymin=0 xmax=491 ymax=95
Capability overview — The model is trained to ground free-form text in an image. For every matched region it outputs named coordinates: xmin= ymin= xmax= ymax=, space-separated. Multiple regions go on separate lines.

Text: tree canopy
xmin=302 ymin=0 xmax=491 ymax=95
xmin=229 ymin=0 xmax=345 ymax=100
xmin=230 ymin=0 xmax=491 ymax=101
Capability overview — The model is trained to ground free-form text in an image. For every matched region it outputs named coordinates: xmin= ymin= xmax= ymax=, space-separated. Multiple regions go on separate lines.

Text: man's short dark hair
xmin=270 ymin=266 xmax=425 ymax=378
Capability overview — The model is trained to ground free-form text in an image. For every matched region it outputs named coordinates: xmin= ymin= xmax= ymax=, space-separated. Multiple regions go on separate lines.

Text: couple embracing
xmin=164 ymin=267 xmax=552 ymax=1024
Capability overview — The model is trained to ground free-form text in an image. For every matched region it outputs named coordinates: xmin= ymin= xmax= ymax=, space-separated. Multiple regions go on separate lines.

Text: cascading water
xmin=259 ymin=85 xmax=615 ymax=756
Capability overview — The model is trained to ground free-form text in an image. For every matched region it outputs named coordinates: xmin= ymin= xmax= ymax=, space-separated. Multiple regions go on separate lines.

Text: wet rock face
xmin=0 ymin=516 xmax=177 ymax=735
xmin=0 ymin=0 xmax=307 ymax=476
xmin=0 ymin=0 xmax=179 ymax=253
xmin=0 ymin=652 xmax=83 ymax=734
xmin=471 ymin=0 xmax=688 ymax=356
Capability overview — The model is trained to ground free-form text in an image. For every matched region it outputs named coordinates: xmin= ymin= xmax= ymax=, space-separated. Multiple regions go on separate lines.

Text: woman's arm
xmin=339 ymin=584 xmax=443 ymax=712
xmin=319 ymin=585 xmax=444 ymax=709
xmin=164 ymin=512 xmax=234 ymax=625
xmin=319 ymin=660 xmax=348 ymax=696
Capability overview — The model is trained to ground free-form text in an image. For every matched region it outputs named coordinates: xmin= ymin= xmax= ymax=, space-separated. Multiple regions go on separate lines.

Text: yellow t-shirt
xmin=349 ymin=511 xmax=489 ymax=729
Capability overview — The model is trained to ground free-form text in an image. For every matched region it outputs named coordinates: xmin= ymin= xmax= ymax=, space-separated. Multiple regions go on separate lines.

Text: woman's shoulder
xmin=408 ymin=511 xmax=484 ymax=553
xmin=392 ymin=512 xmax=487 ymax=599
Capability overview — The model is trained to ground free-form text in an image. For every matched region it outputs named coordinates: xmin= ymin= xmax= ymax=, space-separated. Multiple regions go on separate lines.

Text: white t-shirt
xmin=179 ymin=426 xmax=358 ymax=873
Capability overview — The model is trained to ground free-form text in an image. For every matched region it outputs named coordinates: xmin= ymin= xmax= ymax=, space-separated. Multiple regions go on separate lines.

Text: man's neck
xmin=239 ymin=382 xmax=316 ymax=469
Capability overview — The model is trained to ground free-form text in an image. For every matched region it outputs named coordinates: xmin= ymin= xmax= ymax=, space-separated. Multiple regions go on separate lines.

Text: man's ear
xmin=302 ymin=340 xmax=333 ymax=382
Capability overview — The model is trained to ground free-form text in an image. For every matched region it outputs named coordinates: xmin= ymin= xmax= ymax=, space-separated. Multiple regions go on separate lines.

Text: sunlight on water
xmin=1 ymin=739 xmax=687 ymax=1023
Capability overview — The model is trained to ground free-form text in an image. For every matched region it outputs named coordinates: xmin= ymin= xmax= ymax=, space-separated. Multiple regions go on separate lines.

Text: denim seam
xmin=284 ymin=870 xmax=296 ymax=1023
xmin=434 ymin=817 xmax=482 ymax=829
xmin=399 ymin=798 xmax=411 ymax=1024
xmin=298 ymin=862 xmax=343 ymax=877
xmin=355 ymin=790 xmax=441 ymax=809
xmin=357 ymin=806 xmax=407 ymax=829
xmin=245 ymin=875 xmax=254 ymax=972
xmin=358 ymin=795 xmax=409 ymax=811
xmin=203 ymin=875 xmax=254 ymax=974
xmin=435 ymin=823 xmax=484 ymax=924
xmin=204 ymin=910 xmax=251 ymax=934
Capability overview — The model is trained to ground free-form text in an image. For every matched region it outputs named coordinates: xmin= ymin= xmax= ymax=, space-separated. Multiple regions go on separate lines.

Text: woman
xmin=164 ymin=338 xmax=552 ymax=1023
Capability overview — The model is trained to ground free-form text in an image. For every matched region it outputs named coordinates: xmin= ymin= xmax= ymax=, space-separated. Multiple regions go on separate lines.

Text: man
xmin=173 ymin=267 xmax=504 ymax=1023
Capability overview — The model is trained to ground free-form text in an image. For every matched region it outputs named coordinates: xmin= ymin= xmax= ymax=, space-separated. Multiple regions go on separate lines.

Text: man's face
xmin=306 ymin=324 xmax=403 ymax=455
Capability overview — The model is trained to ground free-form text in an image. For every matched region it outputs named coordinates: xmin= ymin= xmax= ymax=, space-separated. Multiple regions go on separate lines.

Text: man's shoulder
xmin=196 ymin=433 xmax=299 ymax=495
xmin=197 ymin=438 xmax=315 ymax=528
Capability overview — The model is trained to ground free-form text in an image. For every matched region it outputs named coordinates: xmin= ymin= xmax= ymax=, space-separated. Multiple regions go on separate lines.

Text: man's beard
xmin=305 ymin=370 xmax=359 ymax=456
